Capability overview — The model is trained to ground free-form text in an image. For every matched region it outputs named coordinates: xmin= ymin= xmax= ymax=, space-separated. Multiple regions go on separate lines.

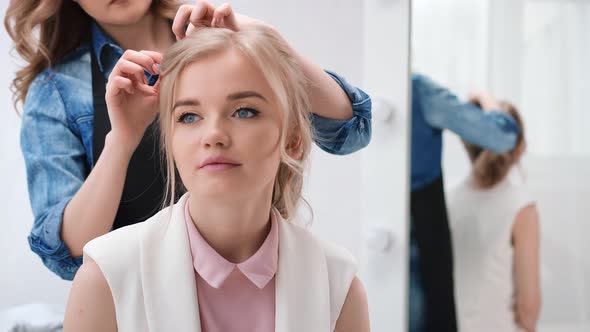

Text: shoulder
xmin=279 ymin=220 xmax=359 ymax=328
xmin=24 ymin=44 xmax=92 ymax=118
xmin=81 ymin=206 xmax=172 ymax=303
xmin=501 ymin=170 xmax=536 ymax=213
xmin=512 ymin=203 xmax=540 ymax=251
xmin=334 ymin=276 xmax=370 ymax=332
xmin=278 ymin=220 xmax=357 ymax=271
xmin=70 ymin=258 xmax=111 ymax=303
xmin=64 ymin=257 xmax=117 ymax=331
xmin=411 ymin=72 xmax=439 ymax=96
xmin=319 ymin=238 xmax=357 ymax=275
xmin=83 ymin=207 xmax=170 ymax=261
xmin=29 ymin=44 xmax=91 ymax=92
xmin=514 ymin=203 xmax=539 ymax=229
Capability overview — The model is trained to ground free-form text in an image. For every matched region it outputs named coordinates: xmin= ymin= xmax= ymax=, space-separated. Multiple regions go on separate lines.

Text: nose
xmin=201 ymin=116 xmax=231 ymax=149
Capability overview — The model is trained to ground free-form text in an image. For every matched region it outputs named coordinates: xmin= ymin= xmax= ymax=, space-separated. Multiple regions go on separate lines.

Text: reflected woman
xmin=409 ymin=74 xmax=521 ymax=332
xmin=448 ymin=101 xmax=541 ymax=332
xmin=63 ymin=26 xmax=370 ymax=331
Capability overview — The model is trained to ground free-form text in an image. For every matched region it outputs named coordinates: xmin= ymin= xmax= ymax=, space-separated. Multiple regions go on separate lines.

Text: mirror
xmin=0 ymin=0 xmax=412 ymax=331
xmin=411 ymin=0 xmax=589 ymax=331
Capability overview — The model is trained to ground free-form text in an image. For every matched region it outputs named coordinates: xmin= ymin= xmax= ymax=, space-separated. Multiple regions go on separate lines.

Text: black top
xmin=91 ymin=49 xmax=166 ymax=230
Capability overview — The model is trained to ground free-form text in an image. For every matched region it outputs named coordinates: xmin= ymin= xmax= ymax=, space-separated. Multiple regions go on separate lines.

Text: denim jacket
xmin=20 ymin=23 xmax=372 ymax=280
xmin=410 ymin=73 xmax=520 ymax=191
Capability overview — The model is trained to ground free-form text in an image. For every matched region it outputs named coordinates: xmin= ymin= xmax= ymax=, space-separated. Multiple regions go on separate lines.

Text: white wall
xmin=413 ymin=0 xmax=590 ymax=331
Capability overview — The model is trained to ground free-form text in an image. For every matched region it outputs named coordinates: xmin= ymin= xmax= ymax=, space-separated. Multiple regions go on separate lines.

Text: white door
xmin=359 ymin=0 xmax=411 ymax=331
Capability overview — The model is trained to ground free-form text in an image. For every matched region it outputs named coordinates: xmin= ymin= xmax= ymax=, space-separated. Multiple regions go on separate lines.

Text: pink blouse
xmin=184 ymin=201 xmax=278 ymax=332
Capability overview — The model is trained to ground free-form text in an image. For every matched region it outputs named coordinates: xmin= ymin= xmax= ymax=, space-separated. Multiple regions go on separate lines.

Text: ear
xmin=285 ymin=135 xmax=303 ymax=160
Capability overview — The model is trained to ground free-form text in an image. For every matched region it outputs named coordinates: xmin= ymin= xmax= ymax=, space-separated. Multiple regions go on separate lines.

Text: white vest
xmin=84 ymin=194 xmax=357 ymax=332
xmin=448 ymin=170 xmax=533 ymax=332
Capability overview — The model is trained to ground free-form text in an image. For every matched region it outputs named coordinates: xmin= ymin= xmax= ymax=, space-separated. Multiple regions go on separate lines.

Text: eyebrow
xmin=227 ymin=91 xmax=268 ymax=102
xmin=172 ymin=91 xmax=268 ymax=111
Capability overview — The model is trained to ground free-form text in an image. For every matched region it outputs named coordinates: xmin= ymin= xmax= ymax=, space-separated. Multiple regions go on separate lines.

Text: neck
xmin=99 ymin=11 xmax=175 ymax=52
xmin=187 ymin=190 xmax=274 ymax=263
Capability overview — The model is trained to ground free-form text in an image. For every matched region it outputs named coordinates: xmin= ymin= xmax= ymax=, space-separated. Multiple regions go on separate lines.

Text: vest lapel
xmin=140 ymin=194 xmax=202 ymax=331
xmin=275 ymin=220 xmax=332 ymax=332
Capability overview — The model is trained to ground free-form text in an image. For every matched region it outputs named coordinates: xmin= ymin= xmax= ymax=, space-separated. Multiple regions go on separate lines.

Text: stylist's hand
xmin=172 ymin=1 xmax=265 ymax=40
xmin=105 ymin=50 xmax=162 ymax=154
xmin=468 ymin=91 xmax=502 ymax=112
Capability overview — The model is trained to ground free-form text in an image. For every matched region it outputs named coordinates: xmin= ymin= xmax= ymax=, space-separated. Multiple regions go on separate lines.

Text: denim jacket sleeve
xmin=20 ymin=71 xmax=86 ymax=280
xmin=310 ymin=71 xmax=372 ymax=155
xmin=412 ymin=73 xmax=519 ymax=153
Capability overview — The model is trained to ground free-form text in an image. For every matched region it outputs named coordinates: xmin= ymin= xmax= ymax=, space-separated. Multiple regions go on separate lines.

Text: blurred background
xmin=413 ymin=0 xmax=590 ymax=331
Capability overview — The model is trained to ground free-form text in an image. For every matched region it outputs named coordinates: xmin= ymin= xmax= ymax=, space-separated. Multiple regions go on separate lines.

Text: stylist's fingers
xmin=186 ymin=0 xmax=216 ymax=36
xmin=138 ymin=50 xmax=163 ymax=74
xmin=118 ymin=50 xmax=159 ymax=76
xmin=212 ymin=3 xmax=239 ymax=31
xmin=134 ymin=81 xmax=159 ymax=96
xmin=190 ymin=1 xmax=216 ymax=26
xmin=173 ymin=4 xmax=197 ymax=40
xmin=467 ymin=92 xmax=480 ymax=104
xmin=111 ymin=59 xmax=148 ymax=86
xmin=107 ymin=76 xmax=134 ymax=97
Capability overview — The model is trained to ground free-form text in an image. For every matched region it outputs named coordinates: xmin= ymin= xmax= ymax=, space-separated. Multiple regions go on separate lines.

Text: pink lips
xmin=109 ymin=0 xmax=129 ymax=5
xmin=199 ymin=156 xmax=241 ymax=171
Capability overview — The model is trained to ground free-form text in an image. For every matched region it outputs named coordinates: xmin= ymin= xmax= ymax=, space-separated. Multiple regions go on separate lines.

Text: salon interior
xmin=1 ymin=0 xmax=588 ymax=331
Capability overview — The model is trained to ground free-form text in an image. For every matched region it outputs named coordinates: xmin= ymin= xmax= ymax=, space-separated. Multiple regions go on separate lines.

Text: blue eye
xmin=233 ymin=108 xmax=259 ymax=119
xmin=177 ymin=113 xmax=200 ymax=124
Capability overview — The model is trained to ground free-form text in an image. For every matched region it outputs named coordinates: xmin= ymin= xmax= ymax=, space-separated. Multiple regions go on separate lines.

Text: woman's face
xmin=75 ymin=0 xmax=153 ymax=26
xmin=171 ymin=48 xmax=284 ymax=203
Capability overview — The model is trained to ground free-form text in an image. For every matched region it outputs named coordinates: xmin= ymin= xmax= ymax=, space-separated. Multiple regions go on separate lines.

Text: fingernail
xmin=153 ymin=64 xmax=160 ymax=75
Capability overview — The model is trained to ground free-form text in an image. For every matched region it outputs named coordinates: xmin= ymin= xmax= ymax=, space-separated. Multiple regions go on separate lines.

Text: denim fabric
xmin=410 ymin=73 xmax=520 ymax=192
xmin=20 ymin=22 xmax=372 ymax=280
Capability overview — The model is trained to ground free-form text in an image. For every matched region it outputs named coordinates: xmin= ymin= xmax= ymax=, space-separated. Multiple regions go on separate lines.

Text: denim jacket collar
xmin=91 ymin=21 xmax=123 ymax=75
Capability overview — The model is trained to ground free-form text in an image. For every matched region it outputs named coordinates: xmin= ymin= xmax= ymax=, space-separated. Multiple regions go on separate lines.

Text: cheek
xmin=171 ymin=128 xmax=199 ymax=184
xmin=251 ymin=122 xmax=281 ymax=159
xmin=242 ymin=121 xmax=283 ymax=179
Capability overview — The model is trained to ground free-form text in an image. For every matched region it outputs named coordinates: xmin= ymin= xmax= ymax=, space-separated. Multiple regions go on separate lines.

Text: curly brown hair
xmin=4 ymin=0 xmax=181 ymax=114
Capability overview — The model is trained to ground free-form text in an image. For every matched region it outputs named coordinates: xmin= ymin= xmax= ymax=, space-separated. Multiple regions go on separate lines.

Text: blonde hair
xmin=4 ymin=0 xmax=181 ymax=114
xmin=463 ymin=101 xmax=525 ymax=189
xmin=158 ymin=26 xmax=313 ymax=220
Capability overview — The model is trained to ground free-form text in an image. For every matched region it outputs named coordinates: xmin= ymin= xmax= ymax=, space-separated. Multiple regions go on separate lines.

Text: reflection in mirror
xmin=0 ymin=0 xmax=411 ymax=331
xmin=411 ymin=0 xmax=589 ymax=331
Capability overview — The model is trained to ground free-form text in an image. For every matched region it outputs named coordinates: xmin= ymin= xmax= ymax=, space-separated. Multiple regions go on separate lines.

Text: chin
xmin=106 ymin=2 xmax=151 ymax=25
xmin=191 ymin=178 xmax=266 ymax=201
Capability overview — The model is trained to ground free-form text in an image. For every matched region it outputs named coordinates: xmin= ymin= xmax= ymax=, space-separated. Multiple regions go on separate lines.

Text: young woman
xmin=448 ymin=101 xmax=541 ymax=332
xmin=408 ymin=75 xmax=521 ymax=332
xmin=4 ymin=0 xmax=372 ymax=280
xmin=63 ymin=25 xmax=370 ymax=332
